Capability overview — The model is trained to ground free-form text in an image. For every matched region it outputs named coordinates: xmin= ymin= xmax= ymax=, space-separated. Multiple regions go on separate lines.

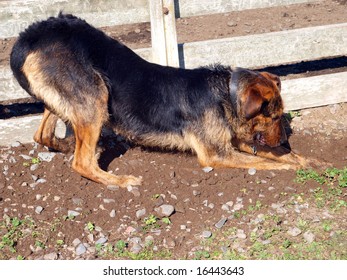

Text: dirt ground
xmin=0 ymin=0 xmax=346 ymax=260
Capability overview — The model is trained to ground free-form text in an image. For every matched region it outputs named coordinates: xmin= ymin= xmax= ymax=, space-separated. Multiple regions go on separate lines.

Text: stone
xmin=303 ymin=231 xmax=315 ymax=243
xmin=202 ymin=231 xmax=212 ymax=239
xmin=35 ymin=206 xmax=43 ymax=214
xmin=30 ymin=164 xmax=39 ymax=171
xmin=68 ymin=210 xmax=80 ymax=217
xmin=248 ymin=168 xmax=257 ymax=175
xmin=136 ymin=208 xmax=146 ymax=219
xmin=43 ymin=252 xmax=58 ymax=260
xmin=236 ymin=230 xmax=247 ymax=239
xmin=215 ymin=217 xmax=227 ymax=229
xmin=11 ymin=141 xmax=21 ymax=147
xmin=38 ymin=152 xmax=56 ymax=162
xmin=155 ymin=204 xmax=175 ymax=217
xmin=75 ymin=243 xmax=87 ymax=256
xmin=287 ymin=227 xmax=302 ymax=237
xmin=227 ymin=21 xmax=237 ymax=27
xmin=202 ymin=166 xmax=213 ymax=173
xmin=95 ymin=237 xmax=108 ymax=245
xmin=103 ymin=198 xmax=116 ymax=204
xmin=107 ymin=185 xmax=119 ymax=191
xmin=109 ymin=209 xmax=116 ymax=218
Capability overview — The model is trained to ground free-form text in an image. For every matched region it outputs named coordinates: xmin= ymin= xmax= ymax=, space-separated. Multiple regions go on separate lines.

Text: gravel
xmin=155 ymin=204 xmax=175 ymax=217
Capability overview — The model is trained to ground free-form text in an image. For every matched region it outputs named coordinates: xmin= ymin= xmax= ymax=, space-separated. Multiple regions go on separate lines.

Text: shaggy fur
xmin=10 ymin=13 xmax=315 ymax=187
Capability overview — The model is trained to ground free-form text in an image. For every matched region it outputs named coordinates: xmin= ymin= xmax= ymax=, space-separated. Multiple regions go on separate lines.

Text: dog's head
xmin=233 ymin=69 xmax=287 ymax=148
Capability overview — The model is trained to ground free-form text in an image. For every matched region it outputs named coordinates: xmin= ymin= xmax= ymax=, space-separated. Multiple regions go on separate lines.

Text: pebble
xmin=163 ymin=238 xmax=176 ymax=248
xmin=30 ymin=164 xmax=39 ymax=171
xmin=127 ymin=186 xmax=141 ymax=197
xmin=202 ymin=166 xmax=213 ymax=173
xmin=95 ymin=237 xmax=108 ymax=245
xmin=227 ymin=21 xmax=238 ymax=27
xmin=36 ymin=178 xmax=47 ymax=184
xmin=130 ymin=243 xmax=142 ymax=254
xmin=72 ymin=198 xmax=83 ymax=205
xmin=287 ymin=227 xmax=302 ymax=237
xmin=136 ymin=208 xmax=146 ymax=219
xmin=68 ymin=210 xmax=80 ymax=217
xmin=75 ymin=243 xmax=87 ymax=256
xmin=20 ymin=154 xmax=32 ymax=160
xmin=103 ymin=198 xmax=115 ymax=204
xmin=248 ymin=168 xmax=257 ymax=176
xmin=54 ymin=196 xmax=61 ymax=202
xmin=72 ymin=238 xmax=82 ymax=247
xmin=303 ymin=231 xmax=315 ymax=243
xmin=43 ymin=252 xmax=58 ymax=260
xmin=155 ymin=204 xmax=175 ymax=217
xmin=233 ymin=203 xmax=243 ymax=211
xmin=202 ymin=231 xmax=212 ymax=239
xmin=11 ymin=141 xmax=21 ymax=147
xmin=38 ymin=152 xmax=56 ymax=162
xmin=221 ymin=204 xmax=230 ymax=211
xmin=215 ymin=217 xmax=227 ymax=229
xmin=107 ymin=185 xmax=119 ymax=191
xmin=35 ymin=206 xmax=43 ymax=214
xmin=109 ymin=209 xmax=116 ymax=218
xmin=236 ymin=229 xmax=247 ymax=239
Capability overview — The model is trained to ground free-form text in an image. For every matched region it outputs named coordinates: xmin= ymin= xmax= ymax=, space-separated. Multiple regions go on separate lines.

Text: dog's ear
xmin=243 ymin=88 xmax=264 ymax=120
xmin=260 ymin=72 xmax=281 ymax=91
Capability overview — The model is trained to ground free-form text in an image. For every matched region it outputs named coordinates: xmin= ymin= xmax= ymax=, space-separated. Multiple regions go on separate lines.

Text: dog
xmin=10 ymin=13 xmax=317 ymax=187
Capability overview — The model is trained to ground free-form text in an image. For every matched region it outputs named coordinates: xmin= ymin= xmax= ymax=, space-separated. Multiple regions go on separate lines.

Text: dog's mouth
xmin=254 ymin=132 xmax=266 ymax=146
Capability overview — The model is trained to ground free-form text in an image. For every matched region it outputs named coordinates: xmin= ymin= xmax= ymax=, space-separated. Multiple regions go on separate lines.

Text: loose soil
xmin=0 ymin=0 xmax=346 ymax=260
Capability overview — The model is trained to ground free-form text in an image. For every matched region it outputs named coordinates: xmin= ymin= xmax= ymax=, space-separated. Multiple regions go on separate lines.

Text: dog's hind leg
xmin=70 ymin=96 xmax=142 ymax=187
xmin=34 ymin=107 xmax=74 ymax=153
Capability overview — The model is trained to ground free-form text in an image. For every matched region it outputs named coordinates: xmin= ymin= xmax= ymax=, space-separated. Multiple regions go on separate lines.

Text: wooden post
xmin=149 ymin=0 xmax=179 ymax=67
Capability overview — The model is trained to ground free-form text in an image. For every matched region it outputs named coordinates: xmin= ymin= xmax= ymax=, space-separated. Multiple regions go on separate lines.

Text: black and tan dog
xmin=10 ymin=13 xmax=318 ymax=187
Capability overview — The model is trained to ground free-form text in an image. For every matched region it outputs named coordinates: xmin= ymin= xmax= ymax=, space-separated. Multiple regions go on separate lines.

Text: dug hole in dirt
xmin=0 ymin=0 xmax=346 ymax=260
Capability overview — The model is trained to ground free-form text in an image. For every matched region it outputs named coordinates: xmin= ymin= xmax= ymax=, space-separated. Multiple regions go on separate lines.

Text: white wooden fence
xmin=0 ymin=0 xmax=346 ymax=145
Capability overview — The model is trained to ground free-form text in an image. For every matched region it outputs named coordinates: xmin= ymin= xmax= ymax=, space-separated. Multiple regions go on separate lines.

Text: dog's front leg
xmin=238 ymin=142 xmax=329 ymax=170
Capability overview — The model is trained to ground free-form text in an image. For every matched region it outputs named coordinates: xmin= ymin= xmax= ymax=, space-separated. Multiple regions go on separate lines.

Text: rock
xmin=130 ymin=243 xmax=142 ymax=254
xmin=95 ymin=237 xmax=108 ymax=245
xmin=221 ymin=204 xmax=230 ymax=211
xmin=43 ymin=252 xmax=58 ymax=260
xmin=163 ymin=238 xmax=176 ymax=249
xmin=233 ymin=203 xmax=243 ymax=211
xmin=38 ymin=152 xmax=56 ymax=162
xmin=72 ymin=238 xmax=82 ymax=247
xmin=248 ymin=168 xmax=257 ymax=175
xmin=134 ymin=28 xmax=141 ymax=33
xmin=127 ymin=186 xmax=141 ymax=197
xmin=155 ymin=204 xmax=175 ymax=217
xmin=109 ymin=209 xmax=116 ymax=218
xmin=68 ymin=210 xmax=80 ymax=217
xmin=202 ymin=166 xmax=213 ymax=173
xmin=30 ymin=164 xmax=39 ymax=171
xmin=136 ymin=208 xmax=146 ymax=219
xmin=75 ymin=243 xmax=87 ymax=256
xmin=20 ymin=154 xmax=32 ymax=160
xmin=202 ymin=231 xmax=212 ymax=239
xmin=227 ymin=21 xmax=237 ymax=27
xmin=103 ymin=198 xmax=116 ymax=204
xmin=215 ymin=217 xmax=227 ymax=229
xmin=287 ymin=227 xmax=302 ymax=237
xmin=36 ymin=178 xmax=47 ymax=184
xmin=11 ymin=141 xmax=21 ymax=147
xmin=72 ymin=198 xmax=83 ymax=205
xmin=303 ymin=231 xmax=315 ymax=243
xmin=35 ymin=206 xmax=43 ymax=214
xmin=236 ymin=230 xmax=247 ymax=239
xmin=107 ymin=185 xmax=119 ymax=191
